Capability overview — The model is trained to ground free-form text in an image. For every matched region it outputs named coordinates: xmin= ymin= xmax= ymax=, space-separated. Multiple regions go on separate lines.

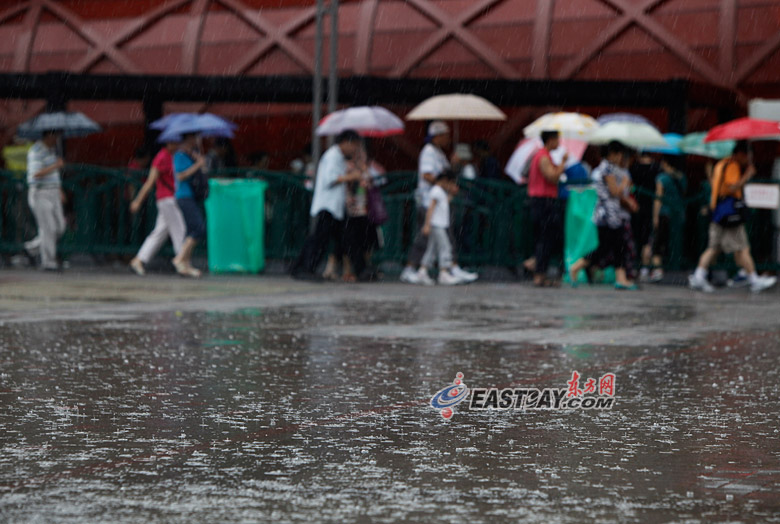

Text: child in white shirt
xmin=416 ymin=171 xmax=469 ymax=285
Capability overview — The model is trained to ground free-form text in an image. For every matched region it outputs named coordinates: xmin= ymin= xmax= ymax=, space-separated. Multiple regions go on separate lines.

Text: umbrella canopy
xmin=316 ymin=106 xmax=404 ymax=137
xmin=17 ymin=111 xmax=101 ymax=140
xmin=406 ymin=94 xmax=506 ymax=121
xmin=156 ymin=113 xmax=237 ymax=142
xmin=703 ymin=117 xmax=780 ymax=142
xmin=523 ymin=112 xmax=599 ymax=140
xmin=151 ymin=112 xmax=238 ymax=132
xmin=588 ymin=121 xmax=669 ymax=148
xmin=504 ymin=137 xmax=587 ymax=184
xmin=679 ymin=132 xmax=734 ymax=159
xmin=641 ymin=133 xmax=683 ymax=155
xmin=597 ymin=112 xmax=658 ymax=129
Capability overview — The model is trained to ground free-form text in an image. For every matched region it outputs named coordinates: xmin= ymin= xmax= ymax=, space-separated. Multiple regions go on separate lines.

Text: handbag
xmin=366 ymin=185 xmax=388 ymax=225
xmin=711 ymin=160 xmax=747 ymax=227
xmin=189 ymin=165 xmax=209 ymax=202
xmin=712 ymin=196 xmax=748 ymax=227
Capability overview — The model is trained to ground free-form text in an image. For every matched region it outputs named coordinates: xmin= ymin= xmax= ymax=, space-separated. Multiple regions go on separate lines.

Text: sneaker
xmin=400 ymin=266 xmax=419 ymax=284
xmin=416 ymin=268 xmax=435 ymax=286
xmin=649 ymin=268 xmax=664 ymax=283
xmin=129 ymin=258 xmax=146 ymax=276
xmin=639 ymin=267 xmax=650 ymax=282
xmin=727 ymin=271 xmax=750 ymax=288
xmin=451 ymin=265 xmax=478 ymax=283
xmin=438 ymin=270 xmax=463 ymax=286
xmin=688 ymin=273 xmax=715 ymax=293
xmin=750 ymin=275 xmax=777 ymax=294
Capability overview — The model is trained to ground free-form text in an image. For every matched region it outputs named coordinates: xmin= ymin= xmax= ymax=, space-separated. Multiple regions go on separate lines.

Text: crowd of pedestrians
xmin=17 ymin=118 xmax=779 ymax=295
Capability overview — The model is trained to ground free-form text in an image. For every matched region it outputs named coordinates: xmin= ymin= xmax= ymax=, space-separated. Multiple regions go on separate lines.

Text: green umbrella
xmin=679 ymin=132 xmax=734 ymax=159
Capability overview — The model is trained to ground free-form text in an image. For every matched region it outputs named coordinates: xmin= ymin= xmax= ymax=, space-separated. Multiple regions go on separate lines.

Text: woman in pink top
xmin=527 ymin=130 xmax=568 ymax=287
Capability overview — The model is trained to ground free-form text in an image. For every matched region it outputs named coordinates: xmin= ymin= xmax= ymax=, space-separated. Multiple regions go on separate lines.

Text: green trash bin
xmin=564 ymin=187 xmax=615 ymax=284
xmin=205 ymin=179 xmax=268 ymax=273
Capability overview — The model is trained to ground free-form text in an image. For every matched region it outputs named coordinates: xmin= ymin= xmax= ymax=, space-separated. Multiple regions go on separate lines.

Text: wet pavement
xmin=1 ymin=270 xmax=780 ymax=523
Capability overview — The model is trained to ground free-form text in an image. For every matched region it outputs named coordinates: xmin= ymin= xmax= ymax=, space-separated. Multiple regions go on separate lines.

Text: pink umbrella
xmin=505 ymin=137 xmax=588 ymax=184
xmin=704 ymin=117 xmax=780 ymax=143
xmin=316 ymin=106 xmax=404 ymax=138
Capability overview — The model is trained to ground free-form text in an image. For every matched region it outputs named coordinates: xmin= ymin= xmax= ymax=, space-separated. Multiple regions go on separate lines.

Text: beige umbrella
xmin=406 ymin=94 xmax=507 ymax=121
xmin=406 ymin=94 xmax=506 ymax=142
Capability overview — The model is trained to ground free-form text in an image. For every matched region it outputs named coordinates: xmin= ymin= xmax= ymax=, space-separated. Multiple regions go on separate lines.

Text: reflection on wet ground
xmin=1 ymin=274 xmax=779 ymax=522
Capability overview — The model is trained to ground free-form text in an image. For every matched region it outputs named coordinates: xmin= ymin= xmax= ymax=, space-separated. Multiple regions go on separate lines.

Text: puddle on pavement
xmin=1 ymin=300 xmax=779 ymax=523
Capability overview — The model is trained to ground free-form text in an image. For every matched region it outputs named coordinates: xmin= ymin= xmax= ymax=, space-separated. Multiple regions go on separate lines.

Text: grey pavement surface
xmin=1 ymin=269 xmax=779 ymax=523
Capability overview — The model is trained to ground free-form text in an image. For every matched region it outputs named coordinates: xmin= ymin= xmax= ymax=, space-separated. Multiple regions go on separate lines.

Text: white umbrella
xmin=588 ymin=121 xmax=669 ymax=149
xmin=406 ymin=94 xmax=506 ymax=121
xmin=316 ymin=106 xmax=404 ymax=137
xmin=596 ymin=112 xmax=658 ymax=129
xmin=523 ymin=112 xmax=599 ymax=141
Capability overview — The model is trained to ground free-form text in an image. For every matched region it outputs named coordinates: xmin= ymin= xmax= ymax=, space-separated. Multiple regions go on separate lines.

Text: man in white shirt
xmin=400 ymin=121 xmax=477 ymax=284
xmin=291 ymin=130 xmax=364 ymax=279
xmin=25 ymin=130 xmax=66 ymax=271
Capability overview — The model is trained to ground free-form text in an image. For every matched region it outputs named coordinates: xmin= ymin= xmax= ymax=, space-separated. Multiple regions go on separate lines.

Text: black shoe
xmin=23 ymin=248 xmax=37 ymax=268
xmin=291 ymin=270 xmax=323 ymax=282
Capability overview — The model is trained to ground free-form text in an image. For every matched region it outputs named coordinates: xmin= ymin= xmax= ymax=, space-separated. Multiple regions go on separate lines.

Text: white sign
xmin=744 ymin=183 xmax=780 ymax=209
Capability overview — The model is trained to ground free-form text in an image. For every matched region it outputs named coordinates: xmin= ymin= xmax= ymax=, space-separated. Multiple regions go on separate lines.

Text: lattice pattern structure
xmin=1 ymin=0 xmax=778 ymax=85
xmin=0 ymin=0 xmax=779 ymax=164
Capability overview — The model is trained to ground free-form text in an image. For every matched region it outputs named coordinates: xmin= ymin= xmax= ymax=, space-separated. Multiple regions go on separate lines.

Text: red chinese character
xmin=567 ymin=371 xmax=583 ymax=398
xmin=584 ymin=378 xmax=597 ymax=394
xmin=599 ymin=373 xmax=616 ymax=396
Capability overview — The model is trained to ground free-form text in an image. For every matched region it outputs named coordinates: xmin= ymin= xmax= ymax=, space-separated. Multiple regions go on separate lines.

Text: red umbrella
xmin=703 ymin=117 xmax=780 ymax=143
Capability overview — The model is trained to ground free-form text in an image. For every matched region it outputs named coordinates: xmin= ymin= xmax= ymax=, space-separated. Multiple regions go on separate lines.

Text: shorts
xmin=707 ymin=222 xmax=748 ymax=254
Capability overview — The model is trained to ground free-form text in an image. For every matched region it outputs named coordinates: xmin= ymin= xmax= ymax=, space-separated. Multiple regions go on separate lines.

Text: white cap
xmin=428 ymin=121 xmax=450 ymax=137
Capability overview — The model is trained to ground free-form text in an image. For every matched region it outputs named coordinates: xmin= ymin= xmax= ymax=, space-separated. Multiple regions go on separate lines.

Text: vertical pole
xmin=143 ymin=96 xmax=163 ymax=154
xmin=312 ymin=0 xmax=325 ymax=164
xmin=327 ymin=0 xmax=339 ymax=147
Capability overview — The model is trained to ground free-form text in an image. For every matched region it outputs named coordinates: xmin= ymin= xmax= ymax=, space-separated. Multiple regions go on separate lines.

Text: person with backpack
xmin=128 ymin=141 xmax=187 ymax=276
xmin=688 ymin=140 xmax=776 ymax=293
xmin=171 ymin=132 xmax=208 ymax=278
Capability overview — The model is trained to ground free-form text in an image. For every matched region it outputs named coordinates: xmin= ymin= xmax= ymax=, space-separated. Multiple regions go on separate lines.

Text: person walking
xmin=24 ymin=130 xmax=66 ymax=271
xmin=291 ymin=130 xmax=364 ymax=280
xmin=417 ymin=171 xmax=470 ymax=285
xmin=569 ymin=141 xmax=638 ymax=290
xmin=688 ymin=140 xmax=776 ymax=293
xmin=527 ymin=130 xmax=568 ymax=287
xmin=400 ymin=121 xmax=476 ymax=284
xmin=128 ymin=141 xmax=187 ymax=276
xmin=171 ymin=133 xmax=208 ymax=278
xmin=648 ymin=157 xmax=687 ymax=282
xmin=630 ymin=152 xmax=661 ymax=281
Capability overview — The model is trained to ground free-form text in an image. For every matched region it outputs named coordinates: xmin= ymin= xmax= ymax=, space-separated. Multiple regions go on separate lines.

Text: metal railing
xmin=0 ymin=165 xmax=777 ymax=271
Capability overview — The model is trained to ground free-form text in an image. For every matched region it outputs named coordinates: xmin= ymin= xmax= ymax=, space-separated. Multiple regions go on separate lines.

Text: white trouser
xmin=136 ymin=197 xmax=186 ymax=264
xmin=25 ymin=186 xmax=66 ymax=269
xmin=421 ymin=226 xmax=453 ymax=269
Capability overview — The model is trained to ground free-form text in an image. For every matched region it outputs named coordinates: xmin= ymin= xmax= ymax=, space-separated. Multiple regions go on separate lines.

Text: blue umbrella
xmin=154 ymin=113 xmax=237 ymax=142
xmin=641 ymin=133 xmax=683 ymax=155
xmin=17 ymin=111 xmax=102 ymax=140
